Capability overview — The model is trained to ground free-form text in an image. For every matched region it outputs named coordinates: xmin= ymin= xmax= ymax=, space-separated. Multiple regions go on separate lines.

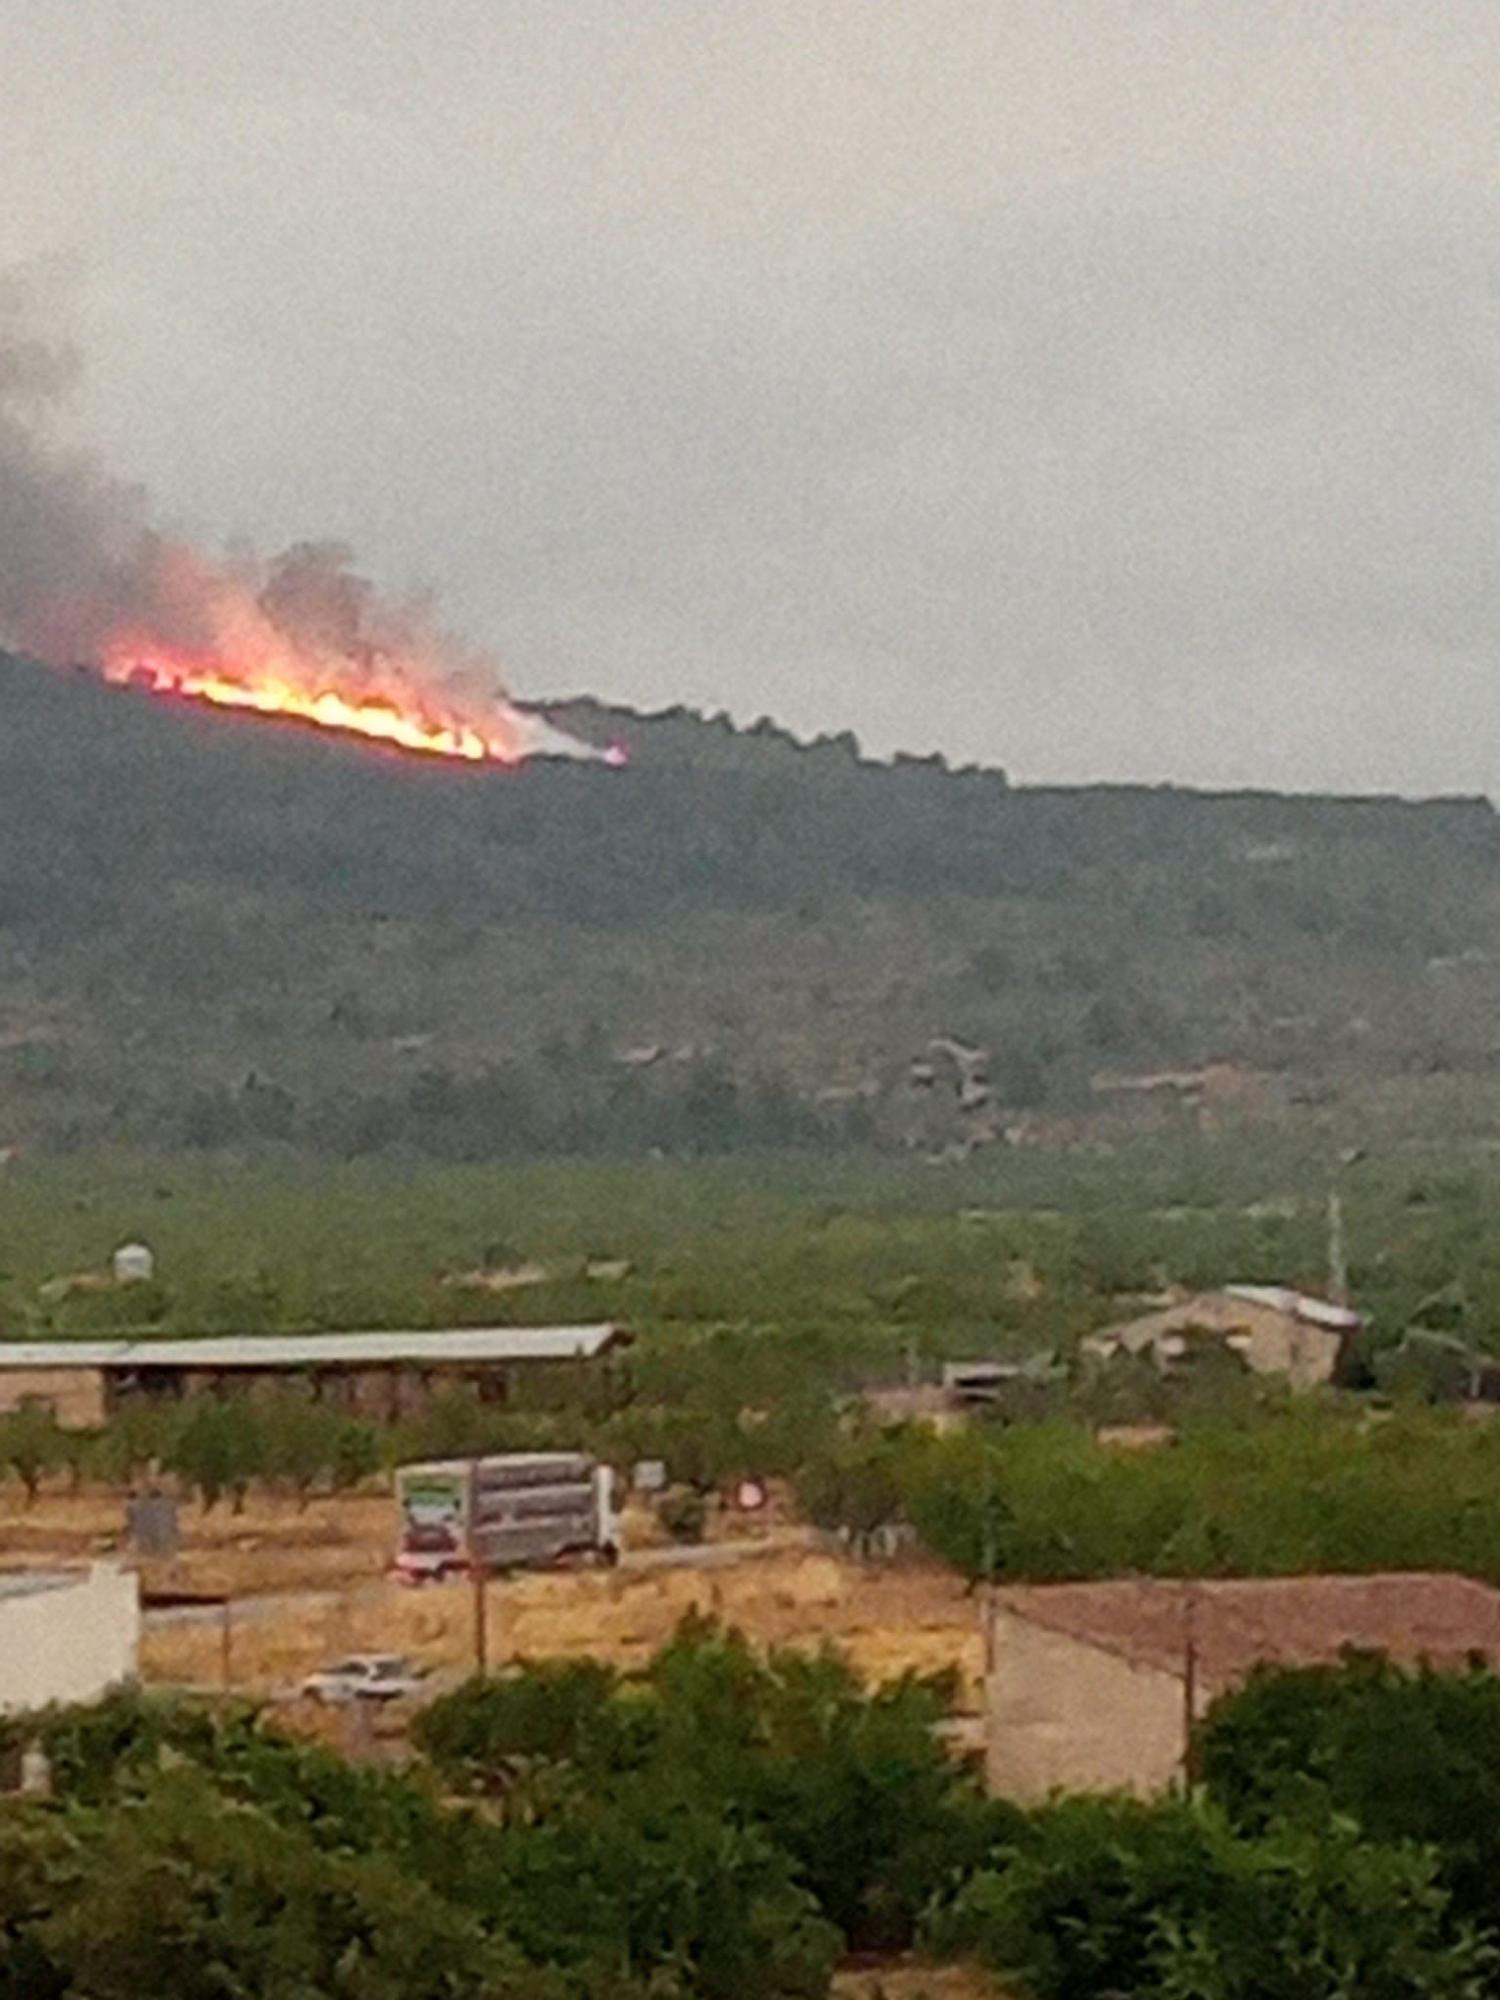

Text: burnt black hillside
xmin=0 ymin=652 xmax=1496 ymax=1158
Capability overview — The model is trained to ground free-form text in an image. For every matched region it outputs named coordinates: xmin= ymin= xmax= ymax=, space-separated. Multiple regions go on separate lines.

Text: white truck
xmin=392 ymin=1451 xmax=618 ymax=1584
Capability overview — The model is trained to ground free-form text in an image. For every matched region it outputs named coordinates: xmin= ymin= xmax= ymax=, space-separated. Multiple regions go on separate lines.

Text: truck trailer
xmin=393 ymin=1452 xmax=618 ymax=1583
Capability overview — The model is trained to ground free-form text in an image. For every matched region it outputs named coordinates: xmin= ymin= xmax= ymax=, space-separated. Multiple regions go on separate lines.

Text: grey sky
xmin=3 ymin=1 xmax=1499 ymax=791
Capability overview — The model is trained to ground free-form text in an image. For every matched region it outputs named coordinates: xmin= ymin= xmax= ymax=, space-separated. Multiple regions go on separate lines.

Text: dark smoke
xmin=0 ymin=269 xmax=583 ymax=755
xmin=0 ymin=269 xmax=149 ymax=658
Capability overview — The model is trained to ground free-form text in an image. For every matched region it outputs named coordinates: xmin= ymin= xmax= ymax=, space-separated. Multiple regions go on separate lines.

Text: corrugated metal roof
xmin=1224 ymin=1284 xmax=1361 ymax=1330
xmin=0 ymin=1326 xmax=628 ymax=1370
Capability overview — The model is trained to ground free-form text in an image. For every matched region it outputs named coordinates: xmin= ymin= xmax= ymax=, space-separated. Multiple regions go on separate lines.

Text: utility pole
xmin=471 ymin=1559 xmax=488 ymax=1675
xmin=1328 ymin=1147 xmax=1365 ymax=1310
xmin=466 ymin=1458 xmax=488 ymax=1675
xmin=1327 ymin=1186 xmax=1348 ymax=1309
xmin=1181 ymin=1581 xmax=1199 ymax=1790
xmin=981 ymin=1456 xmax=1001 ymax=1797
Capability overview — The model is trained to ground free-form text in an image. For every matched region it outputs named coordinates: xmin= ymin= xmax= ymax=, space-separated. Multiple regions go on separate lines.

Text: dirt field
xmin=0 ymin=1485 xmax=986 ymax=1710
xmin=0 ymin=1485 xmax=397 ymax=1596
xmin=832 ymin=1968 xmax=1006 ymax=2000
xmin=141 ymin=1549 xmax=985 ymax=1704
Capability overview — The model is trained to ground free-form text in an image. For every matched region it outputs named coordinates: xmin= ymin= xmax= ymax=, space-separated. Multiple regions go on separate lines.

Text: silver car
xmin=300 ymin=1653 xmax=429 ymax=1705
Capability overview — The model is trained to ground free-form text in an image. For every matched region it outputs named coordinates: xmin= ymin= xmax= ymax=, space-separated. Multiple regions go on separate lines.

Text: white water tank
xmin=111 ymin=1241 xmax=155 ymax=1284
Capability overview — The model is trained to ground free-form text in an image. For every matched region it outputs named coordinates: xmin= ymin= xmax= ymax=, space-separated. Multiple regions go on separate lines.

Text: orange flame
xmin=101 ymin=638 xmax=527 ymax=764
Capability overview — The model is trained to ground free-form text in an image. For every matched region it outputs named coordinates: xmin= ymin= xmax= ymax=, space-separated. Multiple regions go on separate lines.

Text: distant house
xmin=987 ymin=1572 xmax=1500 ymax=1800
xmin=1089 ymin=1063 xmax=1279 ymax=1133
xmin=941 ymin=1353 xmax=1066 ymax=1410
xmin=941 ymin=1360 xmax=1024 ymax=1408
xmin=1080 ymin=1285 xmax=1358 ymax=1391
xmin=860 ymin=1383 xmax=962 ymax=1431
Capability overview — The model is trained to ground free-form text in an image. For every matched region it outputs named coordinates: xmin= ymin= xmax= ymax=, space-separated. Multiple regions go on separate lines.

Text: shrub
xmin=418 ymin=1613 xmax=1000 ymax=1955
xmin=658 ymin=1484 xmax=709 ymax=1543
xmin=412 ymin=1659 xmax=624 ymax=1788
xmin=794 ymin=1428 xmax=906 ymax=1552
xmin=925 ymin=1794 xmax=1491 ymax=2000
xmin=1197 ymin=1653 xmax=1500 ymax=1937
xmin=31 ymin=1766 xmax=546 ymax=2000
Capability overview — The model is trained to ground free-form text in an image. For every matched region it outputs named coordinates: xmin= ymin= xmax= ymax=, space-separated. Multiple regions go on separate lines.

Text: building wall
xmin=0 ymin=1366 xmax=107 ymax=1429
xmin=986 ymin=1605 xmax=1187 ymax=1801
xmin=153 ymin=1364 xmax=501 ymax=1419
xmin=1219 ymin=1300 xmax=1339 ymax=1390
xmin=0 ymin=1565 xmax=140 ymax=1713
xmin=1087 ymin=1296 xmax=1343 ymax=1391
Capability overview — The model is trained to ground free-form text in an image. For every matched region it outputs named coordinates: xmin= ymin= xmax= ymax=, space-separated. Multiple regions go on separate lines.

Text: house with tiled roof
xmin=986 ymin=1571 xmax=1500 ymax=1800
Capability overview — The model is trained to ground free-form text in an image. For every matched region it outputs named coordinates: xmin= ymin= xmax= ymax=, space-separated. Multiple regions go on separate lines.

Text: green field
xmin=0 ymin=1132 xmax=1497 ymax=1371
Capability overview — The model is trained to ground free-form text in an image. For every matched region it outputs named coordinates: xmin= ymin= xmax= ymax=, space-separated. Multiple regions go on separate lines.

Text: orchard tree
xmin=0 ymin=1403 xmax=67 ymax=1505
xmin=257 ymin=1390 xmax=336 ymax=1507
xmin=168 ymin=1399 xmax=264 ymax=1513
xmin=795 ymin=1428 xmax=906 ymax=1554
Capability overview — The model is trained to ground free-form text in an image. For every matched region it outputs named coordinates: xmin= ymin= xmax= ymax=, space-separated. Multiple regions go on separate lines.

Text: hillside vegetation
xmin=1 ymin=651 xmax=1498 ymax=1158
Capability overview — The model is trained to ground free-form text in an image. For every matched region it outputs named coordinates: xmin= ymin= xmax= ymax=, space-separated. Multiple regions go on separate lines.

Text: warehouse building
xmin=986 ymin=1571 xmax=1500 ymax=1801
xmin=0 ymin=1325 xmax=631 ymax=1428
xmin=0 ymin=1565 xmax=141 ymax=1713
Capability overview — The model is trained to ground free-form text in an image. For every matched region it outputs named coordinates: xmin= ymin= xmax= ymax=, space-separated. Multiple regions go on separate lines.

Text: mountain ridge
xmin=1 ymin=650 xmax=1497 ymax=1159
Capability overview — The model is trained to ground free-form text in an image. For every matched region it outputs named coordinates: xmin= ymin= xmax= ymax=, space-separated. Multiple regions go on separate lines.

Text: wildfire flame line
xmin=102 ymin=643 xmax=526 ymax=764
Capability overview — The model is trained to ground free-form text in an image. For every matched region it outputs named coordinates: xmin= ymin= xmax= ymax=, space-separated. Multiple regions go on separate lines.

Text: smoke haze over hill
xmin=0 ymin=272 xmax=572 ymax=761
xmin=5 ymin=4 xmax=1500 ymax=789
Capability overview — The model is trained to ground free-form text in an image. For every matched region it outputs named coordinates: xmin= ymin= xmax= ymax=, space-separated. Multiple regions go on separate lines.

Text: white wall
xmin=0 ymin=1565 xmax=140 ymax=1713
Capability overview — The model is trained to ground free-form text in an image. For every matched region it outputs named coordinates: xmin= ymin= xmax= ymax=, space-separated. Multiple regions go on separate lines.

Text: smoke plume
xmin=0 ymin=270 xmax=588 ymax=763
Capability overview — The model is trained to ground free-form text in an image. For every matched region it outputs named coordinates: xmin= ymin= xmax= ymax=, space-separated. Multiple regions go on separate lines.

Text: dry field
xmin=140 ymin=1547 xmax=985 ymax=1705
xmin=832 ymin=1963 xmax=1007 ymax=2000
xmin=0 ymin=1484 xmax=986 ymax=1710
xmin=0 ymin=1483 xmax=396 ymax=1595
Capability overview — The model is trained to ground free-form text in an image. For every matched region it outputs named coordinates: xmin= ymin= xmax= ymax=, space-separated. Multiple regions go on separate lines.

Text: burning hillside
xmin=103 ymin=641 xmax=529 ymax=763
xmin=0 ymin=271 xmax=597 ymax=766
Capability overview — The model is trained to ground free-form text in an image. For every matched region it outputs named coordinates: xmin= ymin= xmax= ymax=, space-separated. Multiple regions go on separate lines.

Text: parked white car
xmin=300 ymin=1654 xmax=429 ymax=1705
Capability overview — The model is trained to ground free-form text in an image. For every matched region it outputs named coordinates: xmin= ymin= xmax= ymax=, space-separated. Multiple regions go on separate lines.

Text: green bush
xmin=412 ymin=1658 xmax=625 ymax=1787
xmin=14 ymin=1629 xmax=989 ymax=1993
xmin=21 ymin=1767 xmax=546 ymax=2000
xmin=925 ymin=1794 xmax=1491 ymax=2000
xmin=417 ymin=1614 xmax=999 ymax=1956
xmin=658 ymin=1485 xmax=709 ymax=1543
xmin=901 ymin=1406 xmax=1500 ymax=1586
xmin=0 ymin=1404 xmax=69 ymax=1504
xmin=1197 ymin=1654 xmax=1500 ymax=1937
xmin=794 ymin=1427 xmax=907 ymax=1551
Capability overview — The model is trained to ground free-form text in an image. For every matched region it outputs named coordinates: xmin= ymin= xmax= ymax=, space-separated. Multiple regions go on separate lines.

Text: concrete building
xmin=0 ymin=1363 xmax=111 ymax=1427
xmin=986 ymin=1571 xmax=1500 ymax=1801
xmin=0 ymin=1325 xmax=631 ymax=1428
xmin=1080 ymin=1285 xmax=1358 ymax=1390
xmin=0 ymin=1565 xmax=140 ymax=1713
